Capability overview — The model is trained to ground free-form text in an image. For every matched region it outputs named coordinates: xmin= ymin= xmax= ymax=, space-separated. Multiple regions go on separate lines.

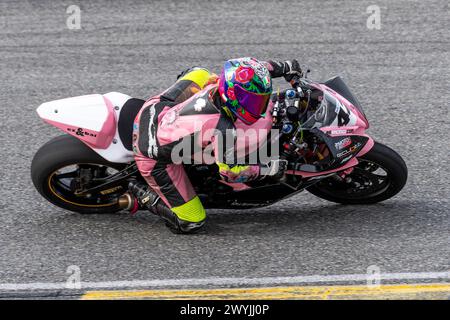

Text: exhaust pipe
xmin=118 ymin=193 xmax=139 ymax=214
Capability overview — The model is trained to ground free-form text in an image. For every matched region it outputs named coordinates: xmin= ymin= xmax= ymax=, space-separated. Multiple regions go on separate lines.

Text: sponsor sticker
xmin=335 ymin=137 xmax=352 ymax=150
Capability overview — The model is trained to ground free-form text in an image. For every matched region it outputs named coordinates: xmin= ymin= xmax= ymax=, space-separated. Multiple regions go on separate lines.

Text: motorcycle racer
xmin=131 ymin=57 xmax=302 ymax=234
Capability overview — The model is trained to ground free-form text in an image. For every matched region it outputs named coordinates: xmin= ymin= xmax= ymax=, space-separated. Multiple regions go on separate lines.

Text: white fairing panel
xmin=92 ymin=92 xmax=135 ymax=163
xmin=37 ymin=94 xmax=108 ymax=131
xmin=37 ymin=92 xmax=137 ymax=164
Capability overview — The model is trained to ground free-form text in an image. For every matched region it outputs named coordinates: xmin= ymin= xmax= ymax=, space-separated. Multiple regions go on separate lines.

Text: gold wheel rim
xmin=47 ymin=171 xmax=117 ymax=208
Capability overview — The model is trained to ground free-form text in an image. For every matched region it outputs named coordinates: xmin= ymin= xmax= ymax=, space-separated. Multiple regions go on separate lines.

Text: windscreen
xmin=302 ymin=90 xmax=345 ymax=129
xmin=324 ymin=76 xmax=365 ymax=117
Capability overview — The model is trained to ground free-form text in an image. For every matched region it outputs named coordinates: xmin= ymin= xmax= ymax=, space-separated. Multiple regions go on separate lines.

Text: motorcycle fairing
xmin=37 ymin=94 xmax=115 ymax=148
xmin=285 ymin=78 xmax=374 ymax=178
xmin=289 ymin=129 xmax=369 ymax=173
xmin=93 ymin=92 xmax=136 ymax=163
xmin=37 ymin=92 xmax=136 ymax=163
xmin=321 ymin=124 xmax=375 ymax=156
xmin=323 ymin=76 xmax=369 ymax=127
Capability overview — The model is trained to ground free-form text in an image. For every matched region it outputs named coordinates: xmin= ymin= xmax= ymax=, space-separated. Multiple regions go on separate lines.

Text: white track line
xmin=0 ymin=271 xmax=448 ymax=291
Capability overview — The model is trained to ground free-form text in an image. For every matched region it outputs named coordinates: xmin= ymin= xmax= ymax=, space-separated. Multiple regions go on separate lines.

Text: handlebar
xmin=289 ymin=75 xmax=301 ymax=89
xmin=289 ymin=67 xmax=311 ymax=89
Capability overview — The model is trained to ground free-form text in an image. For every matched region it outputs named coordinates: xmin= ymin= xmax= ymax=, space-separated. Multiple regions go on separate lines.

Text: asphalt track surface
xmin=0 ymin=0 xmax=449 ymax=298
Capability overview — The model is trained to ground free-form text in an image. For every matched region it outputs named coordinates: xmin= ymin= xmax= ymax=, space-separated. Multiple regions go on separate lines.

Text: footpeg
xmin=128 ymin=181 xmax=160 ymax=215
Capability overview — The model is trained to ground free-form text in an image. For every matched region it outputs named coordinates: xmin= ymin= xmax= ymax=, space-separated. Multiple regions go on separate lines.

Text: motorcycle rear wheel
xmin=31 ymin=135 xmax=128 ymax=214
xmin=306 ymin=142 xmax=407 ymax=204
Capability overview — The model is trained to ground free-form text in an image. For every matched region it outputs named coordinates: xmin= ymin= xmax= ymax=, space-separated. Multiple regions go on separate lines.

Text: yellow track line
xmin=82 ymin=283 xmax=450 ymax=300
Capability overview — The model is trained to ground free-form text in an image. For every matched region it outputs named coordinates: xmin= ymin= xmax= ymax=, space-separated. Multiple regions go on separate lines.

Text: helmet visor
xmin=234 ymin=84 xmax=271 ymax=117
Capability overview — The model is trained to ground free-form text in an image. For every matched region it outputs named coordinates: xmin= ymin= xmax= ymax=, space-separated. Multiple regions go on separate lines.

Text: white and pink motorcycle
xmin=31 ymin=75 xmax=407 ymax=214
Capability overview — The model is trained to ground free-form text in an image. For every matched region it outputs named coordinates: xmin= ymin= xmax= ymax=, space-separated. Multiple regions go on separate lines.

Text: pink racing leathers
xmin=132 ymin=62 xmax=286 ymax=224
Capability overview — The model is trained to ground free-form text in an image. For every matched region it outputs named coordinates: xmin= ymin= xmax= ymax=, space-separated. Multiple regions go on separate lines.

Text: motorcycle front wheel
xmin=31 ymin=135 xmax=129 ymax=214
xmin=306 ymin=142 xmax=407 ymax=204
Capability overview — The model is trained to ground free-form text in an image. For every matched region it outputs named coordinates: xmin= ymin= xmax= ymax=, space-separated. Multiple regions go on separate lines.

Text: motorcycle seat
xmin=117 ymin=98 xmax=145 ymax=151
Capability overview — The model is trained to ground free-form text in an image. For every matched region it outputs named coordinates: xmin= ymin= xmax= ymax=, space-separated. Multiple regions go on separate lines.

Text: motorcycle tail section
xmin=36 ymin=92 xmax=136 ymax=163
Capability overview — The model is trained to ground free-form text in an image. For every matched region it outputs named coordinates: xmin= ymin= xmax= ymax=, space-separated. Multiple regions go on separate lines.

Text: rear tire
xmin=31 ymin=135 xmax=127 ymax=214
xmin=306 ymin=142 xmax=407 ymax=204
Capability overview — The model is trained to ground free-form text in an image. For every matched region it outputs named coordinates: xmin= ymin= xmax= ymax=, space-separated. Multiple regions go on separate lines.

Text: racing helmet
xmin=218 ymin=57 xmax=272 ymax=124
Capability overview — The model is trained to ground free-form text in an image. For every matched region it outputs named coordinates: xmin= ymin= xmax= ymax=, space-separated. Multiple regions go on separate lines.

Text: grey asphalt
xmin=0 ymin=0 xmax=449 ymax=294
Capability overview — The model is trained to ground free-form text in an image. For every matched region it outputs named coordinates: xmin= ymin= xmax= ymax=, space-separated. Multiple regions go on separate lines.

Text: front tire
xmin=31 ymin=135 xmax=127 ymax=214
xmin=306 ymin=142 xmax=407 ymax=204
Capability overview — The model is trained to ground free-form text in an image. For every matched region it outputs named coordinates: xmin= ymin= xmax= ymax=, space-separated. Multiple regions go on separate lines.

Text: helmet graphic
xmin=218 ymin=57 xmax=272 ymax=125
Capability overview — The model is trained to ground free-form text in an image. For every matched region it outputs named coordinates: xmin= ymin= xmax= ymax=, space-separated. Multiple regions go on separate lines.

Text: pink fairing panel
xmin=96 ymin=96 xmax=117 ymax=148
xmin=44 ymin=118 xmax=114 ymax=149
xmin=219 ymin=181 xmax=251 ymax=191
xmin=37 ymin=94 xmax=116 ymax=149
xmin=53 ymin=97 xmax=115 ymax=149
xmin=356 ymin=137 xmax=374 ymax=157
xmin=286 ymin=157 xmax=359 ymax=178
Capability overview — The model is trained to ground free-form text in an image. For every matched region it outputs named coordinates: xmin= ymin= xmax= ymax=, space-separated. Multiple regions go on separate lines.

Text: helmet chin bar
xmin=234 ymin=106 xmax=260 ymax=125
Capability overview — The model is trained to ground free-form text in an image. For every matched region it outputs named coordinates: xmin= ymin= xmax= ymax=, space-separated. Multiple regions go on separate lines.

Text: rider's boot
xmin=128 ymin=181 xmax=205 ymax=234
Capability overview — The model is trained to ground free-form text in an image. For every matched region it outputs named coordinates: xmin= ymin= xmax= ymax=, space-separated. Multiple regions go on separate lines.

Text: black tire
xmin=31 ymin=135 xmax=127 ymax=214
xmin=306 ymin=142 xmax=407 ymax=204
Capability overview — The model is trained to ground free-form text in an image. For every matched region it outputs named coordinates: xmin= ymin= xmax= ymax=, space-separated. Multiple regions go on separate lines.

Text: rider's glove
xmin=260 ymin=159 xmax=288 ymax=180
xmin=283 ymin=59 xmax=303 ymax=82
